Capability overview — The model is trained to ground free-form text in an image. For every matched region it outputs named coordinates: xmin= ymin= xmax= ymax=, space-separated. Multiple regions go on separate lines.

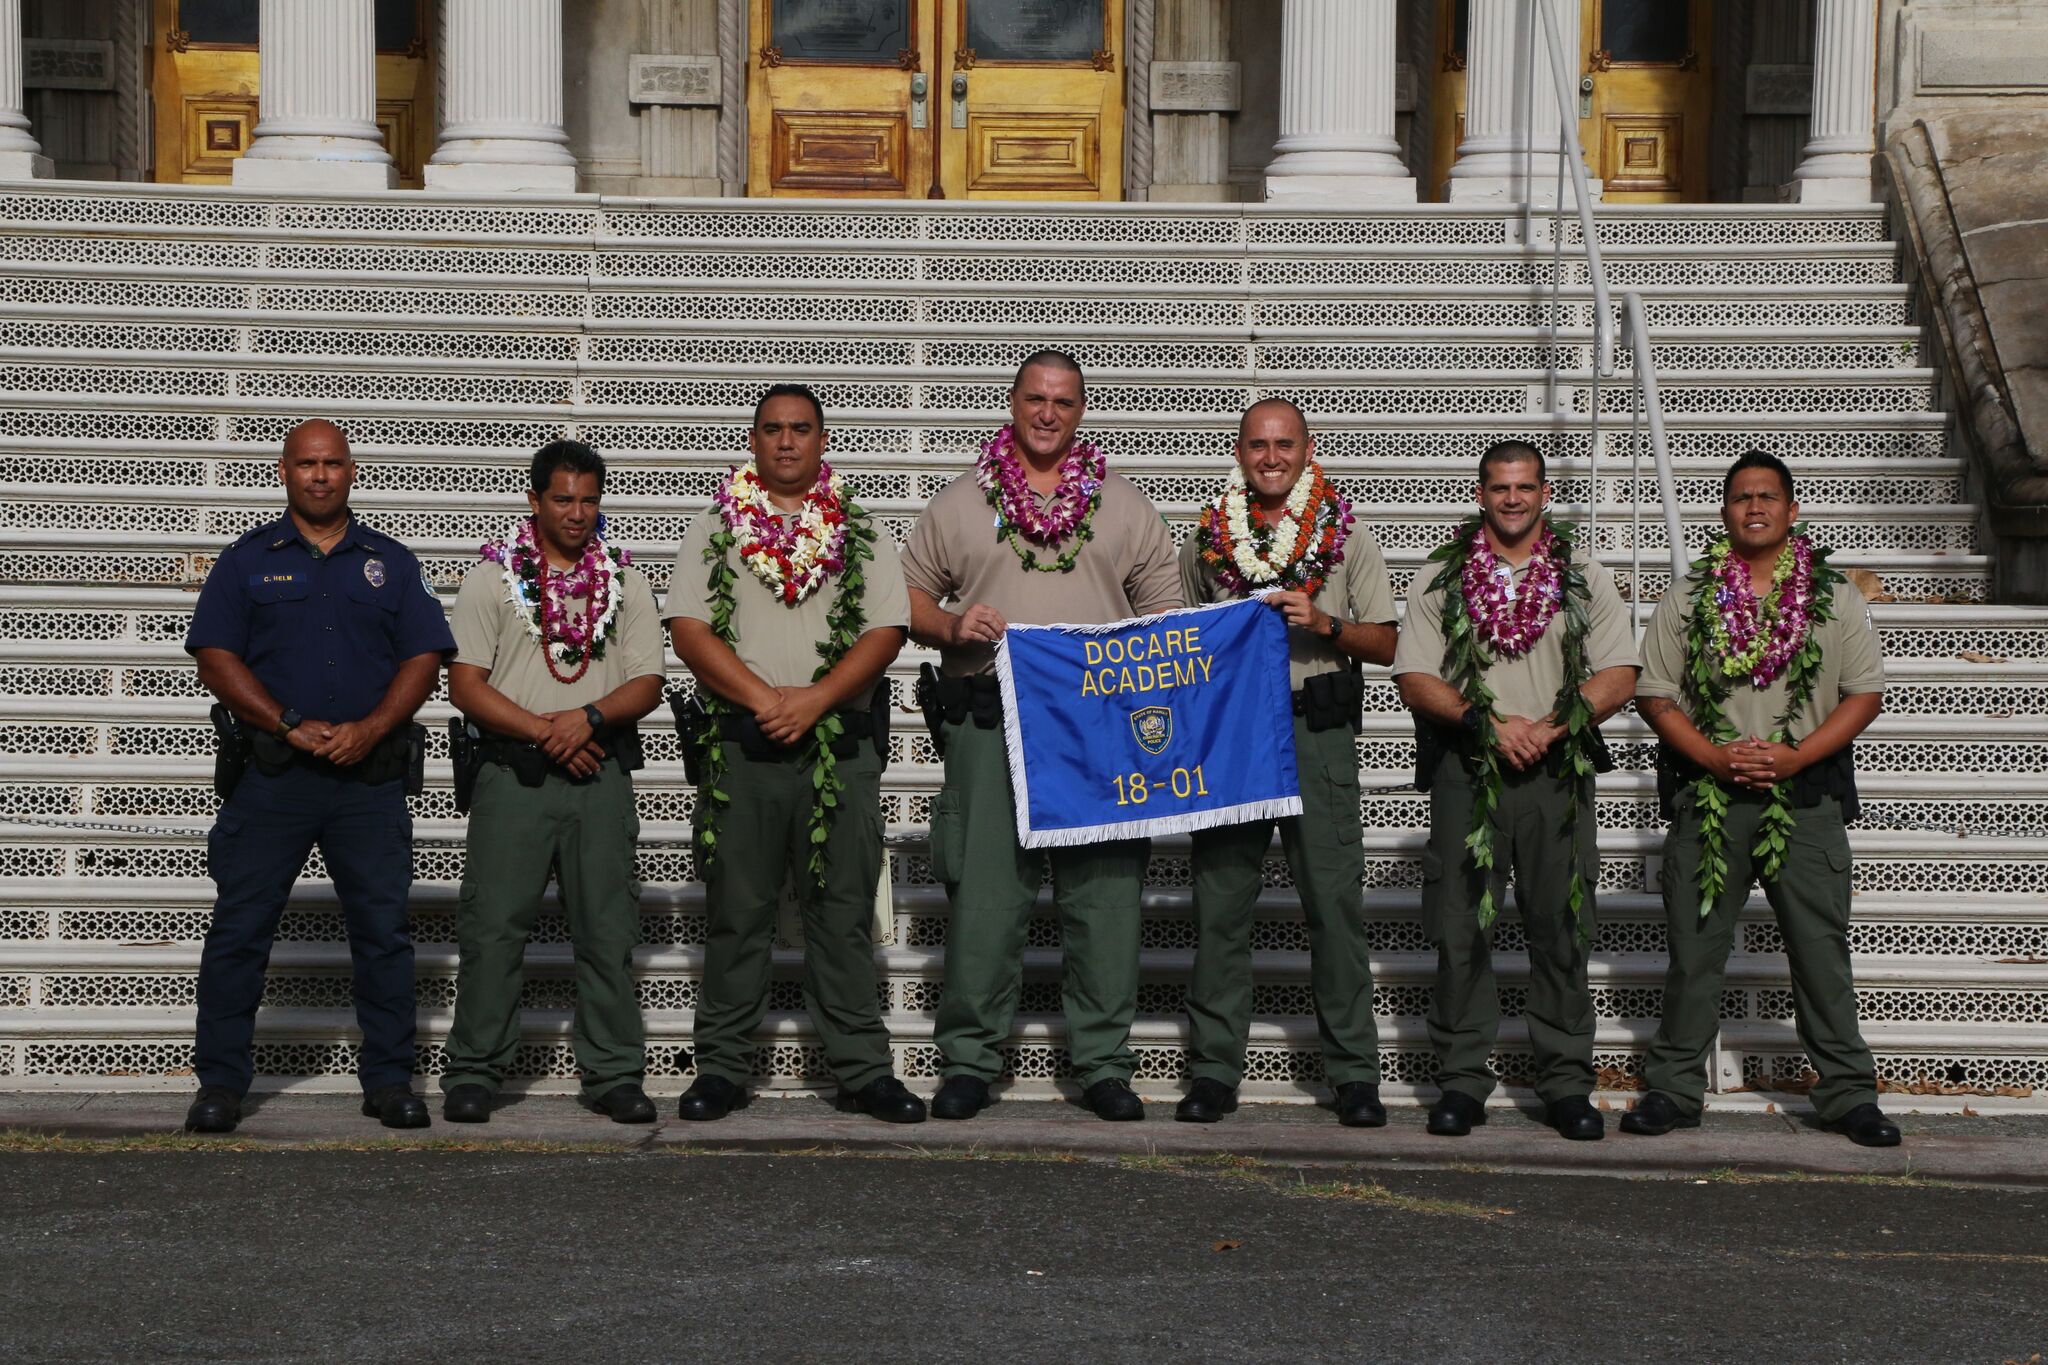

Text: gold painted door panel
xmin=1584 ymin=0 xmax=1712 ymax=203
xmin=938 ymin=0 xmax=1124 ymax=201
xmin=747 ymin=0 xmax=938 ymax=198
xmin=151 ymin=0 xmax=433 ymax=187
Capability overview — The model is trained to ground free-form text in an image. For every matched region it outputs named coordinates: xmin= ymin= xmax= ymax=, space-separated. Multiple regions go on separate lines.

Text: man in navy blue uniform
xmin=183 ymin=419 xmax=454 ymax=1133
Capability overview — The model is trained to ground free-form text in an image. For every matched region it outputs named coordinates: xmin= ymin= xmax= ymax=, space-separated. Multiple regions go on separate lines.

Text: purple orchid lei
xmin=1460 ymin=522 xmax=1563 ymax=659
xmin=1707 ymin=532 xmax=1816 ymax=687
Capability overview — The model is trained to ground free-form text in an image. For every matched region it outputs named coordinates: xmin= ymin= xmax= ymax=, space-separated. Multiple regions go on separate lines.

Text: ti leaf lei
xmin=1679 ymin=527 xmax=1842 ymax=912
xmin=694 ymin=494 xmax=875 ymax=895
xmin=1426 ymin=516 xmax=1598 ymax=939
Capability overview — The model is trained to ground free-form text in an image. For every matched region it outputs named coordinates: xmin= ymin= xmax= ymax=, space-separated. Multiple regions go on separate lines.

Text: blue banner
xmin=994 ymin=597 xmax=1302 ymax=848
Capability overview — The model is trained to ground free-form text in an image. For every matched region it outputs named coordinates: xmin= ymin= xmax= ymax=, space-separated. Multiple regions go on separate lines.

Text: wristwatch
xmin=1459 ymin=705 xmax=1484 ymax=735
xmin=274 ymin=708 xmax=302 ymax=741
xmin=582 ymin=703 xmax=606 ymax=732
xmin=1322 ymin=613 xmax=1346 ymax=640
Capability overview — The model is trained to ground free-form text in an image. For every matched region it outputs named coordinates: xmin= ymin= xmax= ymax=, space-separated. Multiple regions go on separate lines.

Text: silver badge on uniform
xmin=364 ymin=558 xmax=387 ymax=587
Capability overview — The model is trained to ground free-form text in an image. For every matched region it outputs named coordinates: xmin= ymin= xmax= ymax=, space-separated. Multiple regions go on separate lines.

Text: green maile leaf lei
xmin=694 ymin=499 xmax=874 ymax=895
xmin=1427 ymin=516 xmax=1598 ymax=940
xmin=1680 ymin=525 xmax=1842 ymax=913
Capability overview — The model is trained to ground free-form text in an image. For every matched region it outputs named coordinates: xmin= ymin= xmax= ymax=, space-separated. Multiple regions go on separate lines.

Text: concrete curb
xmin=6 ymin=1092 xmax=2047 ymax=1186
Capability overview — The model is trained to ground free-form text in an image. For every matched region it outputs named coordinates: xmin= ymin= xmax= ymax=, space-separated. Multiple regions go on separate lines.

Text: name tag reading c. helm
xmin=364 ymin=558 xmax=387 ymax=588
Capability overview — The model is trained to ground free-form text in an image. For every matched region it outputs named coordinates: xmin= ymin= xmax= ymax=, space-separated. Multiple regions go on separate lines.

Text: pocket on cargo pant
xmin=1325 ymin=753 xmax=1363 ymax=845
xmin=1419 ymin=847 xmax=1447 ymax=945
xmin=927 ymin=788 xmax=966 ymax=886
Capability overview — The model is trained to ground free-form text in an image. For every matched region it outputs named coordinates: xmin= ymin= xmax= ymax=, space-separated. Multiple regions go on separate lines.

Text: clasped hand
xmin=1715 ymin=737 xmax=1804 ymax=791
xmin=1492 ymin=714 xmax=1563 ymax=771
xmin=533 ymin=710 xmax=606 ymax=778
xmin=755 ymin=684 xmax=829 ymax=747
xmin=290 ymin=719 xmax=380 ymax=768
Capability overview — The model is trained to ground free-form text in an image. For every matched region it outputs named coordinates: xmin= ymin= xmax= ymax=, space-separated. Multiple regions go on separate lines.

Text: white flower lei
xmin=715 ymin=460 xmax=848 ymax=606
xmin=1220 ymin=466 xmax=1318 ymax=584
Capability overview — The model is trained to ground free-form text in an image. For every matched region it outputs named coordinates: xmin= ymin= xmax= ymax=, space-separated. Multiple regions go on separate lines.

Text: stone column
xmin=232 ymin=0 xmax=395 ymax=189
xmin=1785 ymin=0 xmax=1875 ymax=203
xmin=426 ymin=0 xmax=577 ymax=193
xmin=1444 ymin=0 xmax=1592 ymax=203
xmin=1264 ymin=0 xmax=1414 ymax=202
xmin=0 ymin=0 xmax=52 ymax=179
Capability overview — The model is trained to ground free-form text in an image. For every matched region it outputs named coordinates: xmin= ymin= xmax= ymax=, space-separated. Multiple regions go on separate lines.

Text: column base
xmin=233 ymin=158 xmax=397 ymax=191
xmin=424 ymin=161 xmax=579 ymax=193
xmin=1781 ymin=176 xmax=1875 ymax=205
xmin=1264 ymin=174 xmax=1417 ymax=205
xmin=0 ymin=151 xmax=52 ymax=180
xmin=1445 ymin=176 xmax=1603 ymax=205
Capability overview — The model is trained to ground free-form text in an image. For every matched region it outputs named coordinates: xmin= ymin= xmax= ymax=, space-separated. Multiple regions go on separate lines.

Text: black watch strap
xmin=275 ymin=708 xmax=302 ymax=740
xmin=582 ymin=703 xmax=606 ymax=732
xmin=1459 ymin=705 xmax=1483 ymax=734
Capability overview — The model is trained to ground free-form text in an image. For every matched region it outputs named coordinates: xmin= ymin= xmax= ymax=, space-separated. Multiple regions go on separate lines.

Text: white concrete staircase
xmin=0 ymin=183 xmax=2040 ymax=1107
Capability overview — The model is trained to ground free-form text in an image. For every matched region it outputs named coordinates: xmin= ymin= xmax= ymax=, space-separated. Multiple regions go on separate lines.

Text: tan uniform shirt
xmin=1178 ymin=520 xmax=1397 ymax=690
xmin=1637 ymin=572 xmax=1885 ymax=742
xmin=451 ymin=558 xmax=666 ymax=714
xmin=1392 ymin=543 xmax=1637 ymax=716
xmin=662 ymin=508 xmax=911 ymax=706
xmin=901 ymin=468 xmax=1183 ymax=676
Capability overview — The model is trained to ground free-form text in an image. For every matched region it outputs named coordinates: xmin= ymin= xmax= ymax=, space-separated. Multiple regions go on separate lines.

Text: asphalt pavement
xmin=2 ymin=1093 xmax=2047 ymax=1362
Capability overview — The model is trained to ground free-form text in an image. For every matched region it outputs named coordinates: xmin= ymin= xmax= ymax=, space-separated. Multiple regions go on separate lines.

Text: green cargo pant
xmin=1423 ymin=751 xmax=1597 ymax=1103
xmin=1187 ymin=717 xmax=1379 ymax=1088
xmin=1644 ymin=792 xmax=1876 ymax=1123
xmin=694 ymin=742 xmax=894 ymax=1092
xmin=928 ymin=717 xmax=1147 ymax=1089
xmin=442 ymin=757 xmax=645 ymax=1101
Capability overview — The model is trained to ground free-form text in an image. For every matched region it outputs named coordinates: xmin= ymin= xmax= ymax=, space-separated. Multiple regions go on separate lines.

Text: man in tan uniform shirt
xmin=666 ymin=384 xmax=925 ymax=1125
xmin=442 ymin=440 xmax=667 ymax=1125
xmin=903 ymin=350 xmax=1182 ymax=1122
xmin=1393 ymin=440 xmax=1638 ymax=1141
xmin=1624 ymin=449 xmax=1896 ymax=1147
xmin=1175 ymin=398 xmax=1398 ymax=1127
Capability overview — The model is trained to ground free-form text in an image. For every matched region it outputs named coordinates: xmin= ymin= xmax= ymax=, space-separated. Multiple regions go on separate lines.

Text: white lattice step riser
xmin=0 ymin=454 xmax=1969 ymax=509
xmin=15 ymin=775 xmax=2048 ymax=841
xmin=0 ymin=329 xmax=1934 ymax=376
xmin=0 ymin=362 xmax=1943 ymax=417
xmin=15 ymin=891 xmax=2048 ymax=961
xmin=7 ymin=835 xmax=2044 ymax=902
xmin=13 ymin=969 xmax=2048 ymax=1035
xmin=1 ymin=493 xmax=1978 ymax=556
xmin=1 ymin=1029 xmax=2039 ymax=1100
xmin=0 ymin=414 xmax=1955 ymax=464
xmin=6 ymin=604 xmax=2035 ymax=662
xmin=0 ymin=274 xmax=1921 ymax=325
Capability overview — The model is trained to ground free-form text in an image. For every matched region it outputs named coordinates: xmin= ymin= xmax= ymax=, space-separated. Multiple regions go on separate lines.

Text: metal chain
xmin=0 ymin=812 xmax=215 ymax=838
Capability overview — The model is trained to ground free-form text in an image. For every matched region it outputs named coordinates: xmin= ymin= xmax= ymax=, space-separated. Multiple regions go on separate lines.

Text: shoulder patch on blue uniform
xmin=421 ymin=565 xmax=440 ymax=599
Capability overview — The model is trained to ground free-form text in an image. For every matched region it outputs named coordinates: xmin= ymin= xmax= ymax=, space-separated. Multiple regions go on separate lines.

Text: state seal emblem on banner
xmin=1130 ymin=705 xmax=1172 ymax=755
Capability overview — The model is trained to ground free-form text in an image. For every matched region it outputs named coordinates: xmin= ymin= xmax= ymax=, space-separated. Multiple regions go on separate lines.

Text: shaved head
xmin=282 ymin=418 xmax=351 ymax=462
xmin=1238 ymin=397 xmax=1309 ymax=444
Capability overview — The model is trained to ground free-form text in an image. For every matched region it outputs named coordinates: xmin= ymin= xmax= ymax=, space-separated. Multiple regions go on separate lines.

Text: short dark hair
xmin=1723 ymin=448 xmax=1795 ymax=503
xmin=752 ymin=382 xmax=825 ymax=431
xmin=1238 ymin=397 xmax=1310 ymax=443
xmin=529 ymin=438 xmax=606 ymax=493
xmin=1478 ymin=439 xmax=1545 ymax=484
xmin=1012 ymin=348 xmax=1086 ymax=398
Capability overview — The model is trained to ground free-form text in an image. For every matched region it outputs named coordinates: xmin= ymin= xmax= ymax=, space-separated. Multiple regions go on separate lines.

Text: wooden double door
xmin=748 ymin=0 xmax=1125 ymax=200
xmin=150 ymin=0 xmax=434 ymax=186
xmin=1430 ymin=0 xmax=1714 ymax=202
